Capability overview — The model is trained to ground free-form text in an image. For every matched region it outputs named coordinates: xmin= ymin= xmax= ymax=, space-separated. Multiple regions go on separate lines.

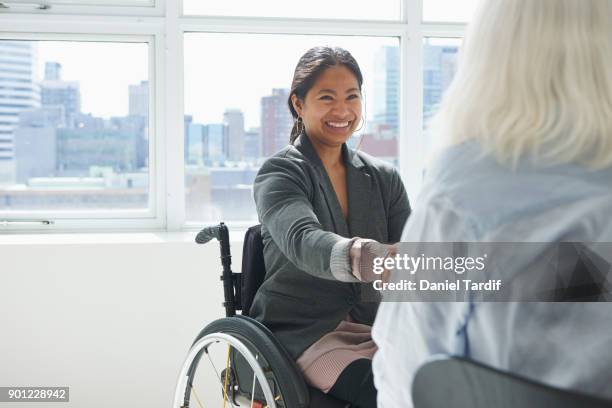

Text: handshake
xmin=349 ymin=238 xmax=398 ymax=283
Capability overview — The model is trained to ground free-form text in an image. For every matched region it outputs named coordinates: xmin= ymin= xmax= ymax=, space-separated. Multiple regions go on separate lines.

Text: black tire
xmin=184 ymin=315 xmax=309 ymax=408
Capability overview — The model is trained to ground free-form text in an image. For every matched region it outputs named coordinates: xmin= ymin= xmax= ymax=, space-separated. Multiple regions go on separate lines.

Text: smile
xmin=325 ymin=121 xmax=351 ymax=128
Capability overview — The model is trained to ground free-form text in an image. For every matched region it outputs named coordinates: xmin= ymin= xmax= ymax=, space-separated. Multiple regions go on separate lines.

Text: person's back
xmin=439 ymin=143 xmax=612 ymax=395
xmin=372 ymin=141 xmax=612 ymax=406
xmin=371 ymin=0 xmax=612 ymax=406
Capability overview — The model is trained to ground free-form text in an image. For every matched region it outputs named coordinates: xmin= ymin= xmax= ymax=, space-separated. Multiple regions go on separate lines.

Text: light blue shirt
xmin=372 ymin=141 xmax=612 ymax=407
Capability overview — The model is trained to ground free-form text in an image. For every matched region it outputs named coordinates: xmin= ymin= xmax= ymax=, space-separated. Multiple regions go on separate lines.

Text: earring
xmin=354 ymin=117 xmax=365 ymax=132
xmin=296 ymin=117 xmax=305 ymax=135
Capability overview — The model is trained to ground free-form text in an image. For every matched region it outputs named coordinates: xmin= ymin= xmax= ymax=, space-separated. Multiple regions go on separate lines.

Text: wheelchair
xmin=173 ymin=223 xmax=348 ymax=408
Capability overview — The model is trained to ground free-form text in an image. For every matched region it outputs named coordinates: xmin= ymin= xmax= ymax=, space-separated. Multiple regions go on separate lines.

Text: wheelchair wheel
xmin=173 ymin=315 xmax=309 ymax=408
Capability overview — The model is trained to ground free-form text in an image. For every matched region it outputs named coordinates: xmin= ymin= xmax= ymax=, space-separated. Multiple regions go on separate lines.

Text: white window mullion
xmin=164 ymin=0 xmax=185 ymax=231
xmin=400 ymin=0 xmax=424 ymax=202
xmin=150 ymin=29 xmax=167 ymax=230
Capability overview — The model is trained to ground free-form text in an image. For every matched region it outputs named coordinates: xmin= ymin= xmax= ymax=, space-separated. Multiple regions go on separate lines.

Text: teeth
xmin=327 ymin=121 xmax=349 ymax=128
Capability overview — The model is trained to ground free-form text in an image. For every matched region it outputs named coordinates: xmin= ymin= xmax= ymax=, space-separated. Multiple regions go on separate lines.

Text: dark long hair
xmin=288 ymin=46 xmax=364 ymax=144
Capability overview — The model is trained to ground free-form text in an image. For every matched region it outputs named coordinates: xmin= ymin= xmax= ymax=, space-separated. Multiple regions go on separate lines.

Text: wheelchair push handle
xmin=195 ymin=222 xmax=237 ymax=317
xmin=195 ymin=224 xmax=223 ymax=244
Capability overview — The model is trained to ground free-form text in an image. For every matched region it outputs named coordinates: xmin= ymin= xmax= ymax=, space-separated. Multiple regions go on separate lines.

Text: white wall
xmin=0 ymin=233 xmax=242 ymax=408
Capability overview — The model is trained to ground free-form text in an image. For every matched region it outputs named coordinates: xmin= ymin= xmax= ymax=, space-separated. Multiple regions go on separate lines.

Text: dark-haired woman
xmin=249 ymin=46 xmax=410 ymax=407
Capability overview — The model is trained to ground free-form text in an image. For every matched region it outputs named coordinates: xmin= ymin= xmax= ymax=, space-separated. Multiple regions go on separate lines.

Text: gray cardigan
xmin=249 ymin=134 xmax=411 ymax=359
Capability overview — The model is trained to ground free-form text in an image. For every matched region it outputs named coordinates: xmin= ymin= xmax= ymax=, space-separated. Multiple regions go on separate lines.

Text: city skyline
xmin=5 ymin=37 xmax=456 ymax=129
xmin=0 ymin=38 xmax=460 ymax=220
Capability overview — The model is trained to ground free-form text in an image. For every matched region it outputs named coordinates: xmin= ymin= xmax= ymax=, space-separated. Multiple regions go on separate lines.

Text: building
xmin=186 ymin=122 xmax=205 ymax=165
xmin=209 ymin=166 xmax=259 ymax=221
xmin=110 ymin=115 xmax=148 ymax=169
xmin=260 ymin=88 xmax=292 ymax=157
xmin=72 ymin=112 xmax=105 ymax=130
xmin=223 ymin=109 xmax=245 ymax=161
xmin=0 ymin=40 xmax=41 ymax=184
xmin=203 ymin=123 xmax=227 ymax=164
xmin=243 ymin=127 xmax=261 ymax=161
xmin=56 ymin=123 xmax=139 ymax=175
xmin=423 ymin=41 xmax=459 ymax=122
xmin=373 ymin=46 xmax=400 ymax=135
xmin=44 ymin=61 xmax=61 ymax=80
xmin=358 ymin=131 xmax=398 ymax=166
xmin=129 ymin=80 xmax=148 ymax=117
xmin=184 ymin=114 xmax=193 ymax=162
xmin=40 ymin=61 xmax=81 ymax=128
xmin=14 ymin=106 xmax=64 ymax=184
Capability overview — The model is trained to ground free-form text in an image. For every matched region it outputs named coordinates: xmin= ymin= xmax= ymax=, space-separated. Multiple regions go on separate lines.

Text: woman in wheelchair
xmin=248 ymin=46 xmax=411 ymax=408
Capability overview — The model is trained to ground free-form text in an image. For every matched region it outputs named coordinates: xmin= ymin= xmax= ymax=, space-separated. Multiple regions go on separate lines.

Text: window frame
xmin=0 ymin=18 xmax=166 ymax=231
xmin=0 ymin=0 xmax=468 ymax=233
xmin=0 ymin=0 xmax=163 ymax=17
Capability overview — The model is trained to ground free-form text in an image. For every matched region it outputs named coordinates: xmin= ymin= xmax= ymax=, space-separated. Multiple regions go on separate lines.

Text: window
xmin=0 ymin=39 xmax=151 ymax=213
xmin=0 ymin=0 xmax=470 ymax=231
xmin=423 ymin=0 xmax=480 ymax=22
xmin=423 ymin=37 xmax=461 ymax=123
xmin=184 ymin=33 xmax=399 ymax=223
xmin=183 ymin=0 xmax=401 ymax=21
xmin=421 ymin=37 xmax=461 ymax=154
xmin=0 ymin=0 xmax=153 ymax=8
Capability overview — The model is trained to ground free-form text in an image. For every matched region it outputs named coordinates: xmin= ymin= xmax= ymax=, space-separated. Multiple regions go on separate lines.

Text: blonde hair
xmin=430 ymin=0 xmax=612 ymax=168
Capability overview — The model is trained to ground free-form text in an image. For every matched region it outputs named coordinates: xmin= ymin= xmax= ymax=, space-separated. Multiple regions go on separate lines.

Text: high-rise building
xmin=0 ymin=41 xmax=41 ymax=184
xmin=40 ymin=61 xmax=81 ymax=127
xmin=186 ymin=123 xmax=205 ymax=165
xmin=243 ymin=127 xmax=261 ymax=161
xmin=260 ymin=88 xmax=292 ymax=157
xmin=203 ymin=123 xmax=228 ymax=163
xmin=223 ymin=109 xmax=245 ymax=161
xmin=129 ymin=80 xmax=148 ymax=117
xmin=373 ymin=46 xmax=400 ymax=135
xmin=44 ymin=61 xmax=61 ymax=81
xmin=423 ymin=42 xmax=458 ymax=122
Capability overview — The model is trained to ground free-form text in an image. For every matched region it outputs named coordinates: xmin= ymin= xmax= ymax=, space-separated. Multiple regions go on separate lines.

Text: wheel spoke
xmin=222 ymin=345 xmax=232 ymax=408
xmin=250 ymin=355 xmax=258 ymax=407
xmin=176 ymin=330 xmax=284 ymax=408
xmin=204 ymin=346 xmax=229 ymax=397
xmin=190 ymin=386 xmax=205 ymax=408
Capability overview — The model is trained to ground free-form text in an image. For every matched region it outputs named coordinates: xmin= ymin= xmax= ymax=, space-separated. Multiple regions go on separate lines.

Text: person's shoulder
xmin=352 ymin=148 xmax=399 ymax=178
xmin=421 ymin=140 xmax=508 ymax=198
xmin=258 ymin=144 xmax=307 ymax=172
xmin=265 ymin=143 xmax=304 ymax=161
xmin=255 ymin=144 xmax=316 ymax=190
xmin=427 ymin=140 xmax=487 ymax=179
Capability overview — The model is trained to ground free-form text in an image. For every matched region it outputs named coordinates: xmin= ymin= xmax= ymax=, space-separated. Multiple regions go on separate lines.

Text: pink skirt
xmin=296 ymin=318 xmax=377 ymax=393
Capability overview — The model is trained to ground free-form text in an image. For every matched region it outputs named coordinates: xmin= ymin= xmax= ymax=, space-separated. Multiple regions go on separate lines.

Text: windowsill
xmin=0 ymin=230 xmax=247 ymax=245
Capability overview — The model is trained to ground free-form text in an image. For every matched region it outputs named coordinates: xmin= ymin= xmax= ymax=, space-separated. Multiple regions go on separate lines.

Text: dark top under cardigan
xmin=249 ymin=133 xmax=411 ymax=359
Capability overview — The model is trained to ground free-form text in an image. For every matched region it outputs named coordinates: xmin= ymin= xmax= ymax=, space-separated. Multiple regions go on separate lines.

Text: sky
xmin=184 ymin=34 xmax=398 ymax=129
xmin=29 ymin=0 xmax=478 ymax=128
xmin=423 ymin=0 xmax=480 ymax=22
xmin=35 ymin=41 xmax=149 ymax=118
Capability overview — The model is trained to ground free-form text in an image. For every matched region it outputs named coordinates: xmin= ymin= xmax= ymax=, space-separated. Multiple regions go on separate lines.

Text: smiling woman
xmin=287 ymin=48 xmax=363 ymax=140
xmin=291 ymin=65 xmax=362 ymax=150
xmin=248 ymin=46 xmax=411 ymax=408
xmin=286 ymin=48 xmax=364 ymax=220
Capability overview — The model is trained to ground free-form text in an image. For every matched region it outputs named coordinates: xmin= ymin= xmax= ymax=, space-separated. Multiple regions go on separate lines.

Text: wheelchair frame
xmin=173 ymin=222 xmax=310 ymax=408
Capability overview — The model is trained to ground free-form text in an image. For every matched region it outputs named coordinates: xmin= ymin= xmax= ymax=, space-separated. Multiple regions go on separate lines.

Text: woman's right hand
xmin=350 ymin=238 xmax=397 ymax=283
